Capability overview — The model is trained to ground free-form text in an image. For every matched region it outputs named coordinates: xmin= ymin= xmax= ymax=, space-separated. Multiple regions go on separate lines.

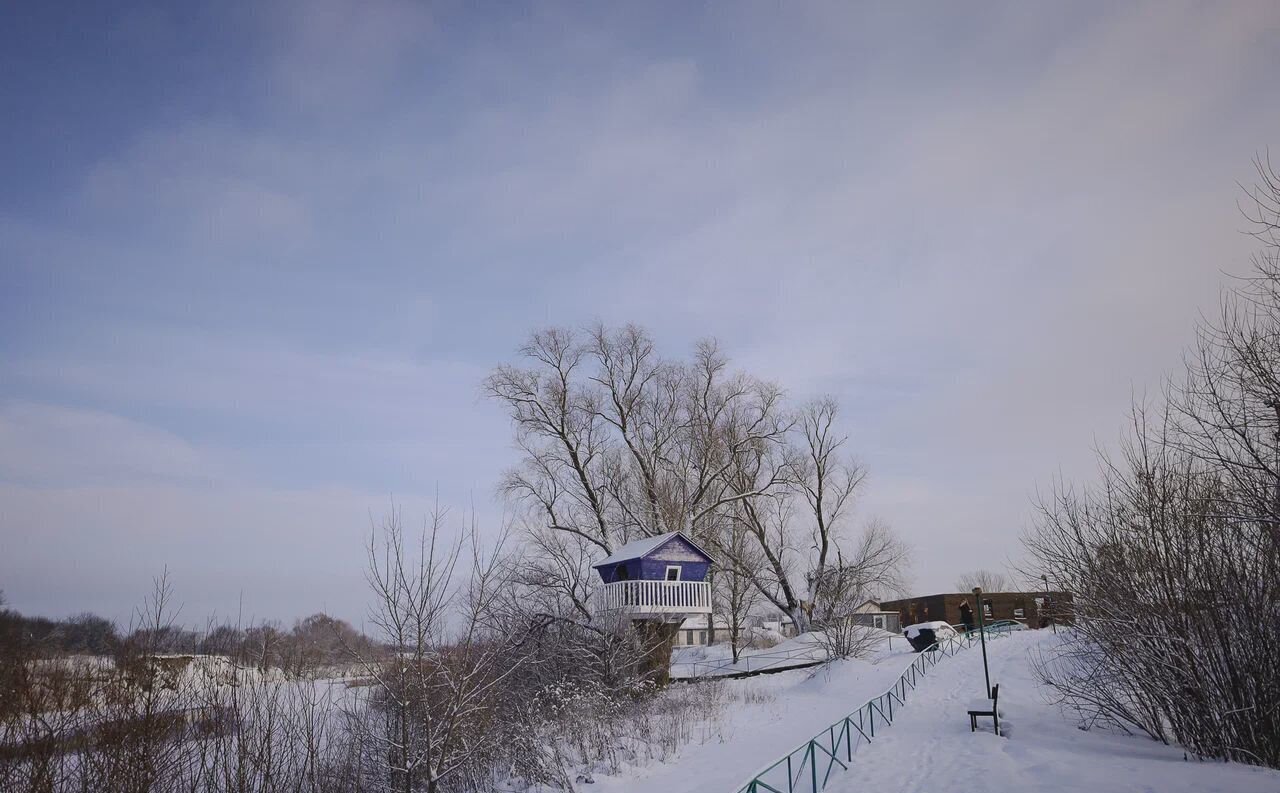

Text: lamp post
xmin=1042 ymin=574 xmax=1056 ymax=634
xmin=973 ymin=586 xmax=992 ymax=699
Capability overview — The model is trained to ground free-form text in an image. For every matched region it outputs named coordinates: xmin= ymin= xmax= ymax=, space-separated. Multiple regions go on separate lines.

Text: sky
xmin=2 ymin=1 xmax=1279 ymax=627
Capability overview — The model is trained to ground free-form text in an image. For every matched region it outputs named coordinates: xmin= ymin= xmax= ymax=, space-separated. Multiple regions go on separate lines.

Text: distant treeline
xmin=0 ymin=594 xmax=376 ymax=672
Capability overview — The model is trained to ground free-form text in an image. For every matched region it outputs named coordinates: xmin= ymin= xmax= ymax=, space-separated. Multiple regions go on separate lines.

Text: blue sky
xmin=3 ymin=1 xmax=1279 ymax=625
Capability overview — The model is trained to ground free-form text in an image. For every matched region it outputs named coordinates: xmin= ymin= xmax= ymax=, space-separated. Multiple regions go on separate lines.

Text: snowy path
xmin=825 ymin=631 xmax=1280 ymax=793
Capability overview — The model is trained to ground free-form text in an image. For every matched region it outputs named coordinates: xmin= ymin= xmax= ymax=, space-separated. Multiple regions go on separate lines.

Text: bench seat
xmin=967 ymin=683 xmax=1000 ymax=736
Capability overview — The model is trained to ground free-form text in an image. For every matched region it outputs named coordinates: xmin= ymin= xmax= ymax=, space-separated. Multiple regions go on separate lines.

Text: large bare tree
xmin=487 ymin=325 xmax=907 ymax=636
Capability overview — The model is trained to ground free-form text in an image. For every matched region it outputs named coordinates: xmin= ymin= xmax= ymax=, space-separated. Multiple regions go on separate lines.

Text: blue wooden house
xmin=593 ymin=531 xmax=713 ymax=618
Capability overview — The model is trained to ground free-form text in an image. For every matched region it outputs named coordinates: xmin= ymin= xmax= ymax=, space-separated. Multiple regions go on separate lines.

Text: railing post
xmin=973 ymin=587 xmax=992 ymax=699
xmin=809 ymin=741 xmax=817 ymax=793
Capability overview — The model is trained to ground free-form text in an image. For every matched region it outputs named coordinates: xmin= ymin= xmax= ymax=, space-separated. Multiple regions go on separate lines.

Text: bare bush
xmin=1023 ymin=157 xmax=1280 ymax=769
xmin=808 ymin=520 xmax=909 ymax=660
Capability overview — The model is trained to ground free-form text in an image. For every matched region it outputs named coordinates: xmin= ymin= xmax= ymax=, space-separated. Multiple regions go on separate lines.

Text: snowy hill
xmin=596 ymin=631 xmax=1280 ymax=793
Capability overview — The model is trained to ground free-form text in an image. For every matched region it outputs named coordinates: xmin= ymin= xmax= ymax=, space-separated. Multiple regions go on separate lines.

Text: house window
xmin=616 ymin=564 xmax=629 ymax=581
xmin=983 ymin=600 xmax=992 ymax=617
xmin=873 ymin=615 xmax=885 ymax=629
xmin=698 ymin=630 xmax=707 ymax=644
xmin=686 ymin=630 xmax=695 ymax=645
xmin=665 ymin=566 xmax=681 ymax=581
xmin=1014 ymin=608 xmax=1025 ymax=618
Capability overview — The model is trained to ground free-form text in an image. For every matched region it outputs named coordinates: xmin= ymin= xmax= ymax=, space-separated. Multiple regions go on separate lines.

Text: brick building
xmin=878 ymin=591 xmax=1072 ymax=630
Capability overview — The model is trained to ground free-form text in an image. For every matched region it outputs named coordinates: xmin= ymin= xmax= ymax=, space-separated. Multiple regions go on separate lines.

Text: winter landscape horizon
xmin=2 ymin=3 xmax=1279 ymax=792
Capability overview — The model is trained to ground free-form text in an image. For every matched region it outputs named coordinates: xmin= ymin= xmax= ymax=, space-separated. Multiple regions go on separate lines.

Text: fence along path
xmin=733 ymin=622 xmax=1019 ymax=793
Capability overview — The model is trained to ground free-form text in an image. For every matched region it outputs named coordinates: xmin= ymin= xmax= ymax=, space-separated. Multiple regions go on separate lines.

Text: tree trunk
xmin=630 ymin=620 xmax=681 ymax=686
xmin=789 ymin=605 xmax=810 ymax=636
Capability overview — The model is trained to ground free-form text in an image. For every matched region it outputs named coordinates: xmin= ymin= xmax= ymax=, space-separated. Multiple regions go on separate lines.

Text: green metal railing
xmin=734 ymin=621 xmax=1019 ymax=793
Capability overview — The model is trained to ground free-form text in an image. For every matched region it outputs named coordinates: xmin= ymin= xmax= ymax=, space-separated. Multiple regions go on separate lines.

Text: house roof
xmin=592 ymin=530 xmax=714 ymax=568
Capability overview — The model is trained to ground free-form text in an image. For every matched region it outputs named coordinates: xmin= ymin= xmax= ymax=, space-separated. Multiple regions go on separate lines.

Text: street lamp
xmin=973 ymin=586 xmax=992 ymax=699
xmin=1041 ymin=574 xmax=1056 ymax=634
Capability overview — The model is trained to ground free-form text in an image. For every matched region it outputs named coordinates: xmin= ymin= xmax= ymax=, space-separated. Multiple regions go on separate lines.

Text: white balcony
xmin=598 ymin=580 xmax=712 ymax=618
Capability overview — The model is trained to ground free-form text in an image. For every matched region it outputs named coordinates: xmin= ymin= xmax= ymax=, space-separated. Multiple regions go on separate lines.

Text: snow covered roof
xmin=592 ymin=531 xmax=713 ymax=568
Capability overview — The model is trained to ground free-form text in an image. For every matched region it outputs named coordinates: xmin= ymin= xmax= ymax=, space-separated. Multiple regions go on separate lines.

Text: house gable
xmin=592 ymin=531 xmax=713 ymax=583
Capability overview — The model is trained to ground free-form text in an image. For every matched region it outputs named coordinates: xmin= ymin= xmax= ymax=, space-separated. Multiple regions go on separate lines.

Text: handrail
xmin=672 ymin=642 xmax=825 ymax=680
xmin=733 ymin=622 xmax=1018 ymax=793
xmin=596 ymin=580 xmax=712 ymax=613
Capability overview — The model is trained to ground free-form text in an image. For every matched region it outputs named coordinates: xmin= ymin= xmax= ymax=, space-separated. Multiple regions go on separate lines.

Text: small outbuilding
xmin=849 ymin=599 xmax=903 ymax=633
xmin=593 ymin=531 xmax=714 ymax=618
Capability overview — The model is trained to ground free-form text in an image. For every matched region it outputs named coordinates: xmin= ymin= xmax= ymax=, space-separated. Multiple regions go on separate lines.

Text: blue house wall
xmin=639 ymin=558 xmax=709 ymax=582
xmin=595 ymin=534 xmax=711 ymax=583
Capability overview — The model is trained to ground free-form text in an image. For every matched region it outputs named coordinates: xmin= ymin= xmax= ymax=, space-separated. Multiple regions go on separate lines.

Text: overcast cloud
xmin=2 ymin=1 xmax=1279 ymax=625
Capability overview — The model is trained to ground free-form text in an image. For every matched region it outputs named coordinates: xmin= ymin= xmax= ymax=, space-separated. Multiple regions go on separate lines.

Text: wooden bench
xmin=968 ymin=683 xmax=1000 ymax=735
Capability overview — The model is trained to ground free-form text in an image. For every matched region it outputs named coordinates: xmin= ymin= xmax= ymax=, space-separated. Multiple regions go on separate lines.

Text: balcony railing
xmin=597 ymin=580 xmax=712 ymax=616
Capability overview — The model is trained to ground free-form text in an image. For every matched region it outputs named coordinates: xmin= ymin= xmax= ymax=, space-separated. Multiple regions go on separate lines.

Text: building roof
xmin=592 ymin=530 xmax=714 ymax=568
xmin=880 ymin=591 xmax=1071 ymax=603
xmin=854 ymin=599 xmax=898 ymax=614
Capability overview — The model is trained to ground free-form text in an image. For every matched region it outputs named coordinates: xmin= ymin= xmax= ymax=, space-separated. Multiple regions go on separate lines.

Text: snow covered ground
xmin=591 ymin=648 xmax=913 ymax=793
xmin=670 ymin=628 xmax=907 ymax=679
xmin=600 ymin=630 xmax=1280 ymax=793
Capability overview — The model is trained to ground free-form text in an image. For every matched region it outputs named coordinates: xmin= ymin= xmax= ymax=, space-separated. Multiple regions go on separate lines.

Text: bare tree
xmin=717 ymin=399 xmax=888 ymax=633
xmin=351 ymin=503 xmax=533 ymax=793
xmin=488 ymin=326 xmax=908 ymax=650
xmin=808 ymin=519 xmax=910 ymax=660
xmin=713 ymin=520 xmax=762 ymax=663
xmin=485 ymin=325 xmax=790 ymax=647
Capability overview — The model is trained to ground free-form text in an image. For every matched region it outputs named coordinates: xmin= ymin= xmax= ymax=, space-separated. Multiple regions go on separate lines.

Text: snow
xmin=594 ymin=531 xmax=711 ymax=566
xmin=590 ymin=653 xmax=911 ymax=793
xmin=670 ymin=628 xmax=906 ymax=679
xmin=597 ymin=630 xmax=1280 ymax=793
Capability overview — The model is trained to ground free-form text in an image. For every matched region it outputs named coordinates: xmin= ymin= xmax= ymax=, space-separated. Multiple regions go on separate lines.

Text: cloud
xmin=0 ymin=402 xmax=214 ymax=487
xmin=263 ymin=0 xmax=437 ymax=111
xmin=78 ymin=122 xmax=313 ymax=251
xmin=3 ymin=2 xmax=1279 ymax=619
xmin=0 ymin=398 xmax=499 ymax=624
xmin=0 ymin=478 xmax=441 ymax=625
